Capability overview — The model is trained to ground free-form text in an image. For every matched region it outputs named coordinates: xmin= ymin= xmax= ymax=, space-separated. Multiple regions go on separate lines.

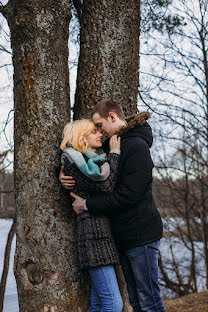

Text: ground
xmin=164 ymin=290 xmax=208 ymax=312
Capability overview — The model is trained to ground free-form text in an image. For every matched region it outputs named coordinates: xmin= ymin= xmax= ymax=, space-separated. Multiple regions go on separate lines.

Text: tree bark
xmin=2 ymin=1 xmax=89 ymax=311
xmin=73 ymin=1 xmax=140 ymax=310
xmin=73 ymin=0 xmax=140 ymax=119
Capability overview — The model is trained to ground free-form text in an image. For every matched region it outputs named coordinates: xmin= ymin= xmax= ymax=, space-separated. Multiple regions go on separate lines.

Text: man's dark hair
xmin=91 ymin=99 xmax=125 ymax=120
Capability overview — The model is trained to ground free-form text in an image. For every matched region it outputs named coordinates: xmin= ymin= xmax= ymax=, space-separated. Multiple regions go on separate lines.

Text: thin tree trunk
xmin=115 ymin=266 xmax=133 ymax=312
xmin=199 ymin=16 xmax=208 ymax=288
xmin=0 ymin=220 xmax=16 ymax=312
xmin=138 ymin=0 xmax=141 ymax=90
xmin=199 ymin=184 xmax=208 ymax=289
xmin=0 ymin=1 xmax=89 ymax=311
xmin=73 ymin=0 xmax=140 ymax=119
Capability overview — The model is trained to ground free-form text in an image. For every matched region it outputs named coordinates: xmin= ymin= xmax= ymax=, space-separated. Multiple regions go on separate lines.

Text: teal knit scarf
xmin=62 ymin=147 xmax=110 ymax=181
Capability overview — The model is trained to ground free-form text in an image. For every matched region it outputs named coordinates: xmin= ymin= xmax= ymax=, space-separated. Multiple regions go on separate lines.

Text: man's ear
xmin=109 ymin=112 xmax=116 ymax=122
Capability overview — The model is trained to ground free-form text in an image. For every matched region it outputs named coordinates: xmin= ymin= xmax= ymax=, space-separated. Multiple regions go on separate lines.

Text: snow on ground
xmin=0 ymin=218 xmax=206 ymax=310
xmin=0 ymin=219 xmax=18 ymax=312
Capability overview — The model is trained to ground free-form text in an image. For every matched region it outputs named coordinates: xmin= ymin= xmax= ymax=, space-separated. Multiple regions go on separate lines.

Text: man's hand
xmin=59 ymin=166 xmax=75 ymax=189
xmin=70 ymin=192 xmax=85 ymax=214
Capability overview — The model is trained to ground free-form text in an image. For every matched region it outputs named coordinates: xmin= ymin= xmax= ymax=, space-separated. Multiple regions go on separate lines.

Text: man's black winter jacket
xmin=86 ymin=114 xmax=163 ymax=251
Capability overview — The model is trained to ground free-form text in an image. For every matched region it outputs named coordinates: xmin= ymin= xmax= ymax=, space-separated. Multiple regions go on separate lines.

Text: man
xmin=60 ymin=99 xmax=165 ymax=312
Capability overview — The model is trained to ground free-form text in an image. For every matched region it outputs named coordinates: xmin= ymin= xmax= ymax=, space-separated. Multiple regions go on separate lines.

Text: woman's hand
xmin=109 ymin=135 xmax=120 ymax=151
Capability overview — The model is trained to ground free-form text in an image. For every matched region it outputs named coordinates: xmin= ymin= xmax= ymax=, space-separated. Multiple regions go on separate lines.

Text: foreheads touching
xmin=91 ymin=100 xmax=126 ymax=137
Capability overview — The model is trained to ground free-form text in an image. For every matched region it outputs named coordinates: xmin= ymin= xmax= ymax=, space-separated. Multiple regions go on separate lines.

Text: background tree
xmin=0 ymin=149 xmax=15 ymax=312
xmin=140 ymin=0 xmax=208 ymax=297
xmin=153 ymin=144 xmax=207 ymax=297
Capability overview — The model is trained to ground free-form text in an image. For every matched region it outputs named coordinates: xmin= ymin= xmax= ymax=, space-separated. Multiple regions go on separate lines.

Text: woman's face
xmin=85 ymin=129 xmax=102 ymax=149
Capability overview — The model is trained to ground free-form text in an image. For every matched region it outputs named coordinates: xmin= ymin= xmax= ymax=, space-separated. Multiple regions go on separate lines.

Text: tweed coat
xmin=62 ymin=151 xmax=120 ymax=269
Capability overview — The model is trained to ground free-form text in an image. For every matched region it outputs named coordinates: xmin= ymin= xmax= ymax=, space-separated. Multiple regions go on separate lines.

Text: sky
xmin=0 ymin=13 xmax=13 ymax=158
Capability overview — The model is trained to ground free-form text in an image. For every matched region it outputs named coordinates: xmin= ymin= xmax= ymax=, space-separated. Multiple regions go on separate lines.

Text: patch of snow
xmin=0 ymin=219 xmax=18 ymax=312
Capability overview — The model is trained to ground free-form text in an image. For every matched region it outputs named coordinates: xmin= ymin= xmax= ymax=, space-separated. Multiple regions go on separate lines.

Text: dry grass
xmin=163 ymin=290 xmax=208 ymax=312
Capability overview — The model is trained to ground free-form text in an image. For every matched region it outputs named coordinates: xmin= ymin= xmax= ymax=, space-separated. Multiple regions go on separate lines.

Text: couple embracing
xmin=59 ymin=99 xmax=165 ymax=312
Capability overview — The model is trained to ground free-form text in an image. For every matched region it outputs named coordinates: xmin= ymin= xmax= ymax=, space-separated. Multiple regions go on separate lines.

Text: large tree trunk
xmin=1 ymin=1 xmax=89 ymax=311
xmin=73 ymin=0 xmax=140 ymax=119
xmin=73 ymin=1 xmax=140 ymax=311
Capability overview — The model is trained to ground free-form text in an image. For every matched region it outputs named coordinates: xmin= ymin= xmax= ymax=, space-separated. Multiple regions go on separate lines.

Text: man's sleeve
xmin=86 ymin=142 xmax=153 ymax=216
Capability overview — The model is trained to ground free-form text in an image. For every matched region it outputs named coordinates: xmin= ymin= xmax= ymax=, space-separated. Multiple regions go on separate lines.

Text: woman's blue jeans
xmin=88 ymin=265 xmax=123 ymax=312
xmin=120 ymin=240 xmax=165 ymax=312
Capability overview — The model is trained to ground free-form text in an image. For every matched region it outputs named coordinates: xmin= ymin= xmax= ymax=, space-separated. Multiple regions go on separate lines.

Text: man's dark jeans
xmin=120 ymin=240 xmax=165 ymax=312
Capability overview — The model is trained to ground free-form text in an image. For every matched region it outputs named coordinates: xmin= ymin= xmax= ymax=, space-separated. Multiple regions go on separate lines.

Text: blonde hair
xmin=60 ymin=119 xmax=97 ymax=153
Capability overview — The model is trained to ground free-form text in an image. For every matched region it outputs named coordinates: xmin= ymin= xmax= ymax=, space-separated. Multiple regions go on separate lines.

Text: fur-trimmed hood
xmin=117 ymin=112 xmax=153 ymax=148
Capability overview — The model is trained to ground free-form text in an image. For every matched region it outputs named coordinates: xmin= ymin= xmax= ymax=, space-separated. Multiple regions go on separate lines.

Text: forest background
xmin=0 ymin=0 xmax=208 ymax=311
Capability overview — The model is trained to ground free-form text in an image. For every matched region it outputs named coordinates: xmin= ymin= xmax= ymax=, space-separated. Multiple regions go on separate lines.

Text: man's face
xmin=92 ymin=113 xmax=117 ymax=138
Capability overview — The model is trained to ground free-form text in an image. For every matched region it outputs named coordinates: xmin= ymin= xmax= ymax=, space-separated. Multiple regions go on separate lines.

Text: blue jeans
xmin=88 ymin=265 xmax=123 ymax=312
xmin=120 ymin=240 xmax=165 ymax=312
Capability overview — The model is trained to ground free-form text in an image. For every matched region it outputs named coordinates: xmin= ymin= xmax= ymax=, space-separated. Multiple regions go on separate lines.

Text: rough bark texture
xmin=2 ymin=1 xmax=89 ymax=311
xmin=73 ymin=1 xmax=140 ymax=311
xmin=73 ymin=0 xmax=140 ymax=119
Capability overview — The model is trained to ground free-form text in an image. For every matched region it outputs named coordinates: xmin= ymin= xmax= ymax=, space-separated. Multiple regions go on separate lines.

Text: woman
xmin=60 ymin=119 xmax=123 ymax=312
